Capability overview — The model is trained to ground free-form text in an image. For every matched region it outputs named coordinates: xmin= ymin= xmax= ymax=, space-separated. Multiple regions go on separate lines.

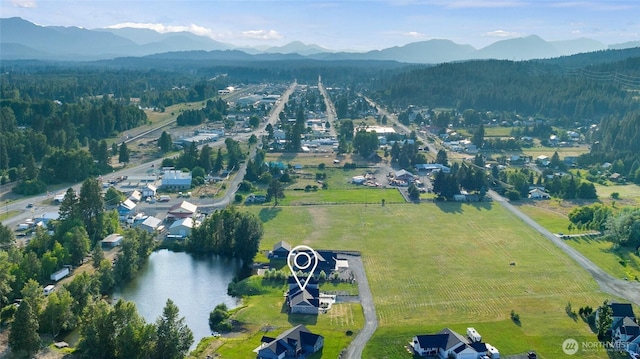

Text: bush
xmin=510 ymin=310 xmax=520 ymax=323
xmin=234 ymin=194 xmax=243 ymax=203
xmin=1 ymin=304 xmax=17 ymax=323
xmin=505 ymin=189 xmax=521 ymax=201
xmin=318 ymin=163 xmax=326 ymax=170
xmin=238 ymin=180 xmax=253 ymax=192
xmin=209 ymin=303 xmax=232 ymax=332
xmin=12 ymin=179 xmax=47 ymax=195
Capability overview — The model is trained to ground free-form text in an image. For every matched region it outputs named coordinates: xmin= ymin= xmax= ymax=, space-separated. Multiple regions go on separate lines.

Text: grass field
xmin=565 ymin=236 xmax=640 ymax=282
xmin=515 ymin=198 xmax=640 ymax=283
xmin=515 ymin=202 xmax=580 ymax=234
xmin=237 ymin=202 xmax=616 ymax=358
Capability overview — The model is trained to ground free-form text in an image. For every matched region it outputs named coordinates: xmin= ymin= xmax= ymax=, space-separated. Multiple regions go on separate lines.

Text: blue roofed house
xmin=269 ymin=241 xmax=291 ymax=260
xmin=253 ymin=324 xmax=323 ymax=359
xmin=161 ymin=170 xmax=192 ymax=190
xmin=118 ymin=199 xmax=137 ymax=218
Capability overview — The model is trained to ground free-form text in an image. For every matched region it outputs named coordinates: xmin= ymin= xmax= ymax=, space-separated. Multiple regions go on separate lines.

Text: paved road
xmin=488 ymin=190 xmax=640 ymax=306
xmin=317 ymin=76 xmax=338 ymax=138
xmin=2 ymin=83 xmax=297 ymax=232
xmin=341 ymin=254 xmax=377 ymax=359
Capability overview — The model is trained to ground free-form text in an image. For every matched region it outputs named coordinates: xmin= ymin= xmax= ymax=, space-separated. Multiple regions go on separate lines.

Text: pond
xmin=114 ymin=249 xmax=244 ymax=349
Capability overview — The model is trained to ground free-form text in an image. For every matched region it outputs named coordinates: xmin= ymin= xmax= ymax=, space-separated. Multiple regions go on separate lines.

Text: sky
xmin=2 ymin=0 xmax=639 ymax=51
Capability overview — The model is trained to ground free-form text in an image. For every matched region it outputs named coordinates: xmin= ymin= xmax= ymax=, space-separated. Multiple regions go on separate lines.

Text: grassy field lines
xmin=247 ymin=202 xmax=613 ymax=358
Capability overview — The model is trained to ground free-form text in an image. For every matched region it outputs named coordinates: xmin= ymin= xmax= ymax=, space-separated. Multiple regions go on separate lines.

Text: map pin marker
xmin=287 ymin=245 xmax=319 ymax=292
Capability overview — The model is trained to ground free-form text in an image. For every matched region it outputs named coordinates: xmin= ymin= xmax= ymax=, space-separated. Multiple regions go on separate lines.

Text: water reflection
xmin=115 ymin=249 xmax=243 ymax=349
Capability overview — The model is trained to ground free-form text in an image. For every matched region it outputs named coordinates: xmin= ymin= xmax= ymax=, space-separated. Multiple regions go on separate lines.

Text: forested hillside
xmin=368 ymin=58 xmax=640 ymax=125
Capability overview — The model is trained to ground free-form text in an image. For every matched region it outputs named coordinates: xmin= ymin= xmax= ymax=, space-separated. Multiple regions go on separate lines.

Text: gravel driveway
xmin=339 ymin=254 xmax=377 ymax=359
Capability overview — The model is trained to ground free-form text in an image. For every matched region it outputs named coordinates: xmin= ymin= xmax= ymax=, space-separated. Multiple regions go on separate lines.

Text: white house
xmin=168 ymin=217 xmax=196 ymax=238
xmin=136 ymin=216 xmax=164 ymax=233
xmin=167 ymin=201 xmax=198 ymax=220
xmin=128 ymin=190 xmax=142 ymax=203
xmin=528 ymin=188 xmax=550 ymax=199
xmin=142 ymin=184 xmax=157 ymax=198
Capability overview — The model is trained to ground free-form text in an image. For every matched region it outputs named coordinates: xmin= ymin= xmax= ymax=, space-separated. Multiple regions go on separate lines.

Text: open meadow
xmin=240 ymin=201 xmax=619 ymax=358
xmin=516 ymin=198 xmax=640 ymax=284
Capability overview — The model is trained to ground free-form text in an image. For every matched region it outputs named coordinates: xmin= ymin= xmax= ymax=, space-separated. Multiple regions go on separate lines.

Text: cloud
xmin=10 ymin=0 xmax=37 ymax=8
xmin=403 ymin=31 xmax=428 ymax=38
xmin=240 ymin=29 xmax=283 ymax=40
xmin=571 ymin=29 xmax=582 ymax=35
xmin=107 ymin=22 xmax=220 ymax=39
xmin=482 ymin=30 xmax=524 ymax=37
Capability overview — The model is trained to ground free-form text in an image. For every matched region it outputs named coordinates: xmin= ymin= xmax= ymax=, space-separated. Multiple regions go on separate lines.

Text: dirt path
xmin=489 ymin=190 xmax=640 ymax=306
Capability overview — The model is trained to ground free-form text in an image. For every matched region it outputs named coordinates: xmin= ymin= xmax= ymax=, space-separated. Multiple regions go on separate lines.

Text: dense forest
xmin=367 ymin=59 xmax=640 ymax=125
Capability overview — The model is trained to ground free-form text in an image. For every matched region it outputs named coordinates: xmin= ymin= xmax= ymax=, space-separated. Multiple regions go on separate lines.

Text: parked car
xmin=26 ymin=203 xmax=33 ymax=208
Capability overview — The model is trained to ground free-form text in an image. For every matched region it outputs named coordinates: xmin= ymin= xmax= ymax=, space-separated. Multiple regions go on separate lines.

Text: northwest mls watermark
xmin=562 ymin=338 xmax=627 ymax=355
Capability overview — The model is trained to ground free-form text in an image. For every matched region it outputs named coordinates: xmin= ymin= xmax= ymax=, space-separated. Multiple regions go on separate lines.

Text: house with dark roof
xmin=269 ymin=243 xmax=337 ymax=276
xmin=286 ymin=276 xmax=320 ymax=315
xmin=253 ymin=324 xmax=324 ymax=359
xmin=605 ymin=302 xmax=640 ymax=354
xmin=269 ymin=241 xmax=291 ymax=259
xmin=411 ymin=328 xmax=498 ymax=359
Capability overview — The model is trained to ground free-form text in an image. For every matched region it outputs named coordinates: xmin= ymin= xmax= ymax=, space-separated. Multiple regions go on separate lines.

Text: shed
xmin=101 ymin=233 xmax=124 ymax=247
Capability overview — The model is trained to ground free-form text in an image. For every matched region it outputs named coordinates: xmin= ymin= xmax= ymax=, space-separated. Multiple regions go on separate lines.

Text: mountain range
xmin=1 ymin=17 xmax=639 ymax=63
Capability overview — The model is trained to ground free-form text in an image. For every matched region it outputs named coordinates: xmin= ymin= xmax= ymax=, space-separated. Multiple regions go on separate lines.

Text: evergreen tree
xmin=9 ymin=300 xmax=41 ymax=358
xmin=118 ymin=142 xmax=130 ymax=164
xmin=436 ymin=149 xmax=448 ymax=166
xmin=97 ymin=140 xmax=110 ymax=165
xmin=267 ymin=178 xmax=284 ymax=206
xmin=213 ymin=148 xmax=224 ymax=172
xmin=154 ymin=299 xmax=193 ymax=359
xmin=158 ymin=131 xmax=173 ymax=153
xmin=596 ymin=300 xmax=613 ymax=338
xmin=78 ymin=178 xmax=105 ymax=243
xmin=472 ymin=124 xmax=485 ymax=148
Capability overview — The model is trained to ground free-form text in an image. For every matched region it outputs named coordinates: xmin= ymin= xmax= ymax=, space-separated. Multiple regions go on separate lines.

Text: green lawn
xmin=239 ymin=202 xmax=614 ymax=358
xmin=212 ymin=276 xmax=363 ymax=359
xmin=516 ymin=202 xmax=640 ymax=282
xmin=515 ymin=202 xmax=578 ymax=234
xmin=594 ymin=182 xmax=640 ymax=206
xmin=565 ymin=235 xmax=640 ymax=282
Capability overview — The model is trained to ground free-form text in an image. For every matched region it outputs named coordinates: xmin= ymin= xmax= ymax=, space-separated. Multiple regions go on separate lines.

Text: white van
xmin=43 ymin=285 xmax=55 ymax=296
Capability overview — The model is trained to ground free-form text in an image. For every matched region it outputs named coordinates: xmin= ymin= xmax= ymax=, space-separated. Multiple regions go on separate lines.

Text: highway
xmin=1 ymin=82 xmax=295 ymax=233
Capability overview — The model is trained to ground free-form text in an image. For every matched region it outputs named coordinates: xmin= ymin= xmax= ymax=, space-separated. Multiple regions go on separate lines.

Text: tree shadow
xmin=434 ymin=201 xmax=463 ymax=214
xmin=287 ymin=313 xmax=318 ymax=326
xmin=471 ymin=201 xmax=493 ymax=211
xmin=259 ymin=207 xmax=281 ymax=222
